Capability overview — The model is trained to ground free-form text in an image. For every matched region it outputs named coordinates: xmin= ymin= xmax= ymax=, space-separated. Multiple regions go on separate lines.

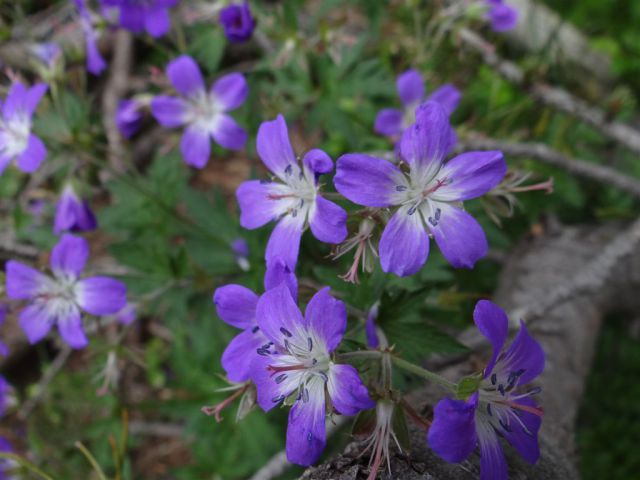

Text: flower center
xmin=0 ymin=115 xmax=30 ymax=157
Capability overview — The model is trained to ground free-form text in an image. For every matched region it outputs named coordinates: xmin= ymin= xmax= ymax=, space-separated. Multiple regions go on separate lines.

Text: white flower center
xmin=0 ymin=114 xmax=31 ymax=158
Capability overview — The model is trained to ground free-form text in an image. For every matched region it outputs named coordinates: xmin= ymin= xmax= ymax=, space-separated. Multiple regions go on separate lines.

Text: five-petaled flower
xmin=0 ymin=80 xmax=48 ymax=176
xmin=236 ymin=114 xmax=347 ymax=270
xmin=54 ymin=184 xmax=98 ymax=234
xmin=5 ymin=234 xmax=127 ymax=349
xmin=374 ymin=69 xmax=460 ymax=141
xmin=219 ymin=1 xmax=256 ymax=43
xmin=428 ymin=300 xmax=544 ymax=480
xmin=100 ymin=0 xmax=179 ymax=38
xmin=151 ymin=55 xmax=248 ymax=168
xmin=335 ymin=101 xmax=506 ymax=276
xmin=214 ymin=257 xmax=297 ymax=383
xmin=485 ymin=0 xmax=518 ymax=32
xmin=250 ymin=283 xmax=374 ymax=466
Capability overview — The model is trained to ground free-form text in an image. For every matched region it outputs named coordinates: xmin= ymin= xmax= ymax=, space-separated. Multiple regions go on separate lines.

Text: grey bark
xmin=301 ymin=218 xmax=640 ymax=479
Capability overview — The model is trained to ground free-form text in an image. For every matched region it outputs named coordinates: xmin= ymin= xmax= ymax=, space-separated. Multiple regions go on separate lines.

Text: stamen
xmin=491 ymin=373 xmax=497 ymax=385
xmin=284 ymin=164 xmax=293 ymax=176
xmin=280 ymin=327 xmax=293 ymax=338
xmin=252 ymin=326 xmax=260 ymax=334
xmin=272 ymin=394 xmax=285 ymax=404
xmin=302 ymin=388 xmax=309 ymax=403
xmin=428 ymin=216 xmax=438 ymax=227
xmin=486 ymin=403 xmax=493 ymax=416
xmin=307 ymin=337 xmax=313 ymax=351
xmin=395 ymin=185 xmax=407 ymax=192
xmin=407 ymin=205 xmax=417 ymax=215
xmin=498 ymin=419 xmax=512 ymax=432
xmin=275 ymin=374 xmax=288 ymax=384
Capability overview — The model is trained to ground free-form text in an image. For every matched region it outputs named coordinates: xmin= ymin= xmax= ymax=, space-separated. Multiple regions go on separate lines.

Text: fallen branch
xmin=458 ymin=28 xmax=640 ymax=156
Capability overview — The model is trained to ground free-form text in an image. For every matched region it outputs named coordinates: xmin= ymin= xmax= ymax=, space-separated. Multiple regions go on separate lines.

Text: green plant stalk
xmin=0 ymin=453 xmax=55 ymax=480
xmin=391 ymin=355 xmax=457 ymax=391
xmin=75 ymin=442 xmax=108 ymax=480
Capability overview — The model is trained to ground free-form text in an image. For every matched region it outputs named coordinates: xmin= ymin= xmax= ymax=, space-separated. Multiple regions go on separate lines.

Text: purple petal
xmin=501 ymin=320 xmax=545 ymax=384
xmin=374 ymin=108 xmax=403 ymax=136
xmin=400 ymin=101 xmax=450 ymax=171
xmin=473 ymin=300 xmax=509 ymax=378
xmin=213 ymin=284 xmax=259 ymax=329
xmin=365 ymin=305 xmax=379 ymax=348
xmin=116 ymin=304 xmax=136 ymax=325
xmin=118 ymin=5 xmax=145 ymax=32
xmin=50 ymin=234 xmax=89 ymax=276
xmin=502 ymin=397 xmax=542 ymax=463
xmin=304 ymin=287 xmax=346 ymax=353
xmin=256 ymin=115 xmax=296 ymax=179
xmin=167 ymin=55 xmax=204 ymax=97
xmin=5 ymin=261 xmax=48 ymax=299
xmin=428 ymin=202 xmax=488 ymax=269
xmin=19 ymin=303 xmax=54 ymax=344
xmin=116 ymin=99 xmax=143 ymax=138
xmin=86 ymin=37 xmax=107 ymax=75
xmin=488 ymin=3 xmax=518 ymax=32
xmin=57 ymin=305 xmax=88 ymax=349
xmin=75 ymin=276 xmax=127 ymax=315
xmin=144 ymin=6 xmax=171 ymax=38
xmin=151 ymin=96 xmax=187 ymax=128
xmin=251 ymin=354 xmax=300 ymax=412
xmin=222 ymin=328 xmax=268 ymax=382
xmin=25 ymin=83 xmax=48 ymax=116
xmin=477 ymin=424 xmax=508 ymax=480
xmin=255 ymin=283 xmax=305 ymax=346
xmin=236 ymin=180 xmax=280 ymax=229
xmin=327 ymin=363 xmax=374 ymax=415
xmin=0 ymin=154 xmax=12 ymax=175
xmin=309 ymin=196 xmax=347 ymax=244
xmin=427 ymin=84 xmax=461 ymax=116
xmin=16 ymin=135 xmax=46 ymax=173
xmin=2 ymin=82 xmax=28 ymax=119
xmin=286 ymin=388 xmax=327 ymax=466
xmin=379 ymin=206 xmax=429 ymax=276
xmin=334 ymin=153 xmax=404 ymax=208
xmin=302 ymin=149 xmax=333 ymax=177
xmin=265 ymin=214 xmax=304 ymax=271
xmin=54 ymin=186 xmax=97 ymax=234
xmin=264 ymin=256 xmax=298 ymax=299
xmin=219 ymin=2 xmax=255 ymax=43
xmin=396 ymin=69 xmax=425 ymax=107
xmin=212 ymin=73 xmax=248 ymax=111
xmin=428 ymin=395 xmax=478 ymax=463
xmin=431 ymin=151 xmax=506 ymax=202
xmin=181 ymin=126 xmax=211 ymax=168
xmin=210 ymin=114 xmax=247 ymax=150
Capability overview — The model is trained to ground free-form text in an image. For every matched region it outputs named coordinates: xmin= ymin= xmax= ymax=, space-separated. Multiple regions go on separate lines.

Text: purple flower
xmin=31 ymin=42 xmax=62 ymax=69
xmin=214 ymin=257 xmax=297 ymax=383
xmin=335 ymin=101 xmax=506 ymax=276
xmin=116 ymin=99 xmax=144 ymax=138
xmin=0 ymin=304 xmax=8 ymax=357
xmin=151 ymin=55 xmax=248 ymax=168
xmin=53 ymin=185 xmax=97 ymax=234
xmin=0 ymin=81 xmax=48 ymax=176
xmin=115 ymin=303 xmax=136 ymax=325
xmin=365 ymin=303 xmax=380 ymax=348
xmin=100 ymin=0 xmax=178 ymax=38
xmin=5 ymin=234 xmax=127 ymax=349
xmin=251 ymin=283 xmax=374 ymax=466
xmin=374 ymin=69 xmax=461 ymax=139
xmin=236 ymin=115 xmax=348 ymax=270
xmin=231 ymin=238 xmax=250 ymax=271
xmin=428 ymin=300 xmax=544 ymax=480
xmin=219 ymin=2 xmax=256 ymax=43
xmin=74 ymin=0 xmax=107 ymax=75
xmin=0 ymin=376 xmax=7 ymax=417
xmin=486 ymin=0 xmax=518 ymax=32
xmin=0 ymin=435 xmax=14 ymax=479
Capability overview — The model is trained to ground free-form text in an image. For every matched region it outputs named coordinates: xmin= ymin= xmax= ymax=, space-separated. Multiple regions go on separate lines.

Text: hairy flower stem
xmin=336 ymin=350 xmax=383 ymax=362
xmin=391 ymin=356 xmax=456 ymax=391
